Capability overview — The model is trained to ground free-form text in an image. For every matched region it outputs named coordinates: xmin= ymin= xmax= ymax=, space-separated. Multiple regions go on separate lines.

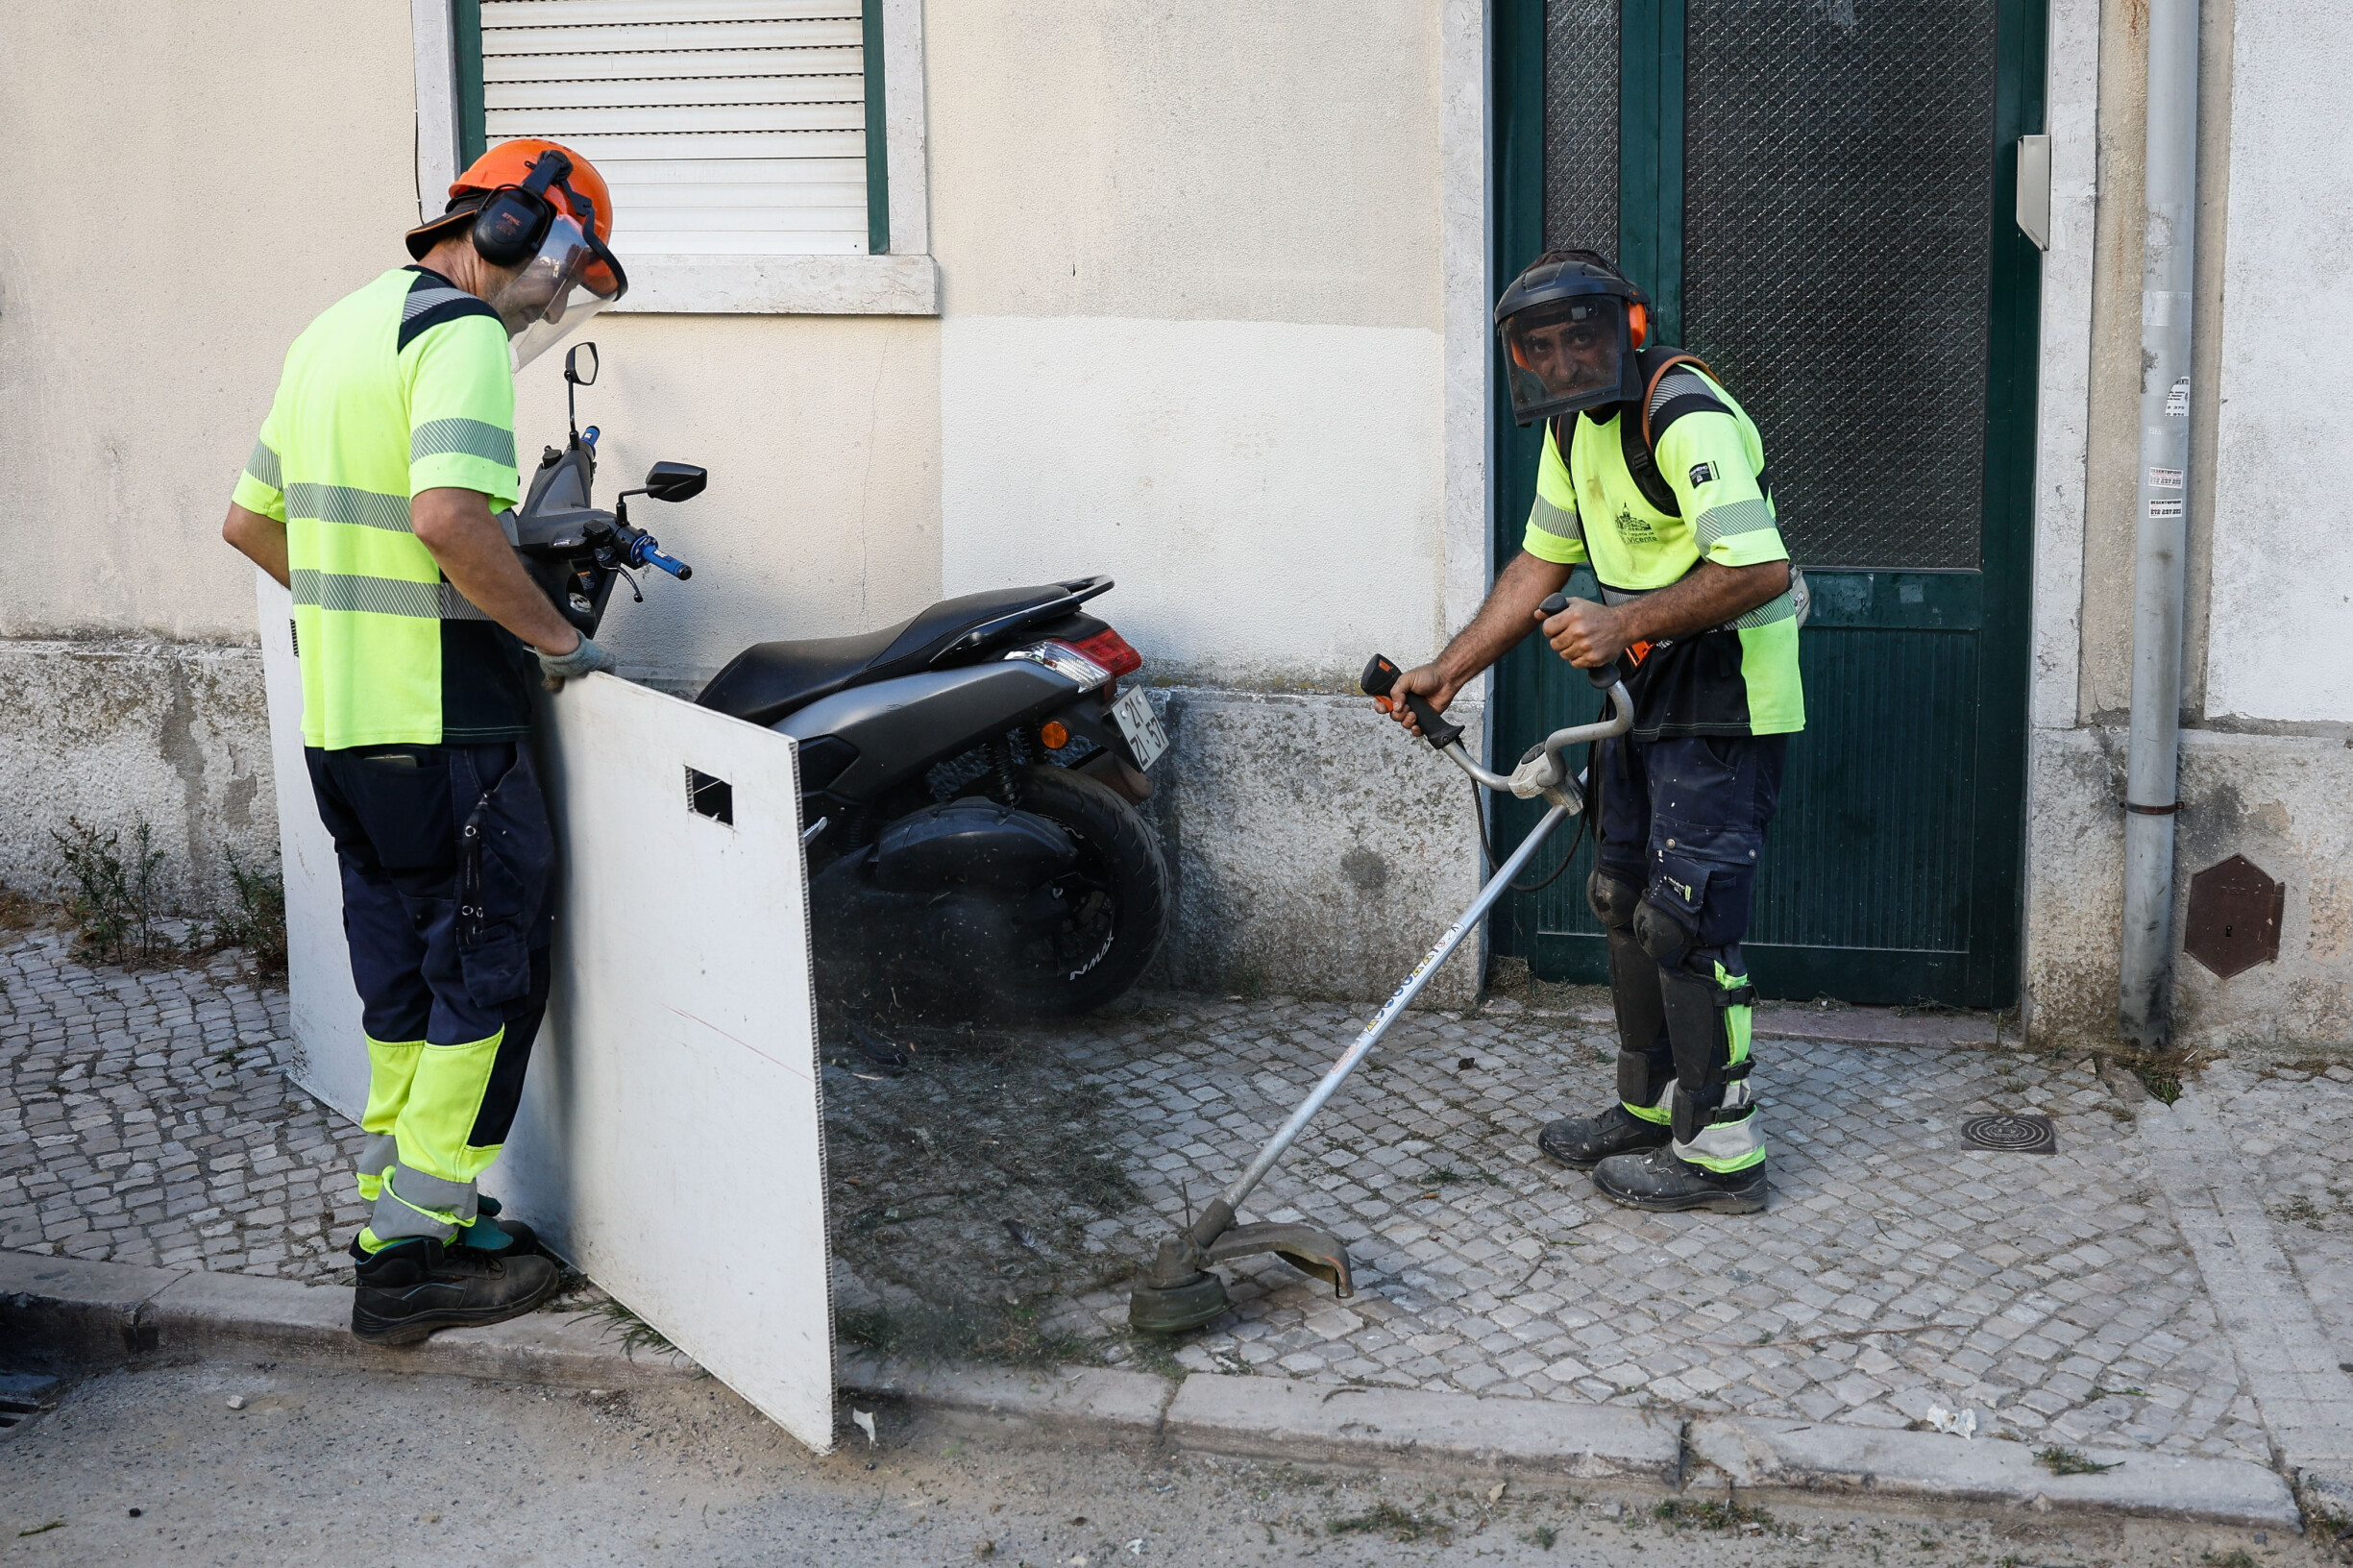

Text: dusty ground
xmin=0 ymin=1361 xmax=2321 ymax=1568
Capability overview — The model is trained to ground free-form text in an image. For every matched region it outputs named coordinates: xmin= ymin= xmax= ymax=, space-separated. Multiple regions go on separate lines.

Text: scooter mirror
xmin=642 ymin=460 xmax=707 ymax=502
xmin=564 ymin=342 xmax=599 ymax=386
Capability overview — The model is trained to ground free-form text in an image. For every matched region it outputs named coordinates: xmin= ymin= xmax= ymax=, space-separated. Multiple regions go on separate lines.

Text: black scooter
xmin=511 ymin=343 xmax=1171 ymax=1021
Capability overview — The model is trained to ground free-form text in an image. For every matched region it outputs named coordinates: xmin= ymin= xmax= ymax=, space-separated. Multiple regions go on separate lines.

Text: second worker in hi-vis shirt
xmin=1382 ymin=249 xmax=1805 ymax=1215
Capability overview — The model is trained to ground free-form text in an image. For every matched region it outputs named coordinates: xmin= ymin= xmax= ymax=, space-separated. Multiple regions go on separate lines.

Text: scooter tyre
xmin=984 ymin=763 xmax=1169 ymax=1018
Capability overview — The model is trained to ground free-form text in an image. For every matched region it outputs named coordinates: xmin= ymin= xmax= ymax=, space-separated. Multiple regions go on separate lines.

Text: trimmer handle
xmin=1361 ymin=653 xmax=1462 ymax=748
xmin=1536 ymin=594 xmax=1626 ymax=689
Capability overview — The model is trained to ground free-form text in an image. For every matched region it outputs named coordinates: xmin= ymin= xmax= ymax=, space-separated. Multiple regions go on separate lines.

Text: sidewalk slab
xmin=1689 ymin=1417 xmax=2299 ymax=1531
xmin=838 ymin=1355 xmax=1173 ymax=1443
xmin=1164 ymin=1376 xmax=1682 ymax=1483
xmin=1 ymin=1248 xmax=693 ymax=1387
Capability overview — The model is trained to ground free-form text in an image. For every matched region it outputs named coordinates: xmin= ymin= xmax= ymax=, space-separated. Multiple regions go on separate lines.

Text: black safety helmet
xmin=1494 ymin=251 xmax=1652 ymax=425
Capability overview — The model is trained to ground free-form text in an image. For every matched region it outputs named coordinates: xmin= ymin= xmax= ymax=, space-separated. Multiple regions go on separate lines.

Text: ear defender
xmin=468 ymin=150 xmax=576 ymax=268
xmin=1510 ymin=339 xmax=1532 ymax=370
xmin=1629 ymin=303 xmax=1649 ymax=349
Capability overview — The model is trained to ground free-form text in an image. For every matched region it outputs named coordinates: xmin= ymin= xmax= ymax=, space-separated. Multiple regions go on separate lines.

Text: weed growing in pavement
xmin=2199 ymin=1551 xmax=2260 ymax=1567
xmin=574 ymin=1295 xmax=684 ymax=1361
xmin=1521 ymin=1524 xmax=1557 ymax=1549
xmin=54 ymin=817 xmax=173 ymax=968
xmin=0 ymin=884 xmax=45 ymax=934
xmin=1326 ymin=1502 xmax=1449 ymax=1543
xmin=1652 ymin=1498 xmax=1779 ymax=1533
xmin=2033 ymin=1445 xmax=2121 ymax=1476
xmin=1415 ymin=1166 xmax=1504 ymax=1188
xmin=210 ymin=848 xmax=287 ymax=981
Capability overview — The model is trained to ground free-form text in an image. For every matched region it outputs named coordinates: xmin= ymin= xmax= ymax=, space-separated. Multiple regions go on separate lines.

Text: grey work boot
xmin=351 ymin=1237 xmax=559 ymax=1346
xmin=1591 ymin=1145 xmax=1768 ymax=1213
xmin=1536 ymin=1104 xmax=1674 ymax=1170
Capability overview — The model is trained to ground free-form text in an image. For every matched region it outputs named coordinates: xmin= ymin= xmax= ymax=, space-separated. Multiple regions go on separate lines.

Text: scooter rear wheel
xmin=983 ymin=763 xmax=1168 ymax=1017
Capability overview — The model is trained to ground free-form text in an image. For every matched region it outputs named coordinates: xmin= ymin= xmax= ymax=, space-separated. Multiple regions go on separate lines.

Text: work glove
xmin=537 ymin=634 xmax=616 ymax=691
xmin=1507 ymin=743 xmax=1563 ymax=800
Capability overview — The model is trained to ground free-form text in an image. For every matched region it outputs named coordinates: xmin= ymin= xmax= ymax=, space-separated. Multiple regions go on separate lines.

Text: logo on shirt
xmin=1613 ymin=506 xmax=1658 ymax=544
xmin=1688 ymin=461 xmax=1718 ymax=487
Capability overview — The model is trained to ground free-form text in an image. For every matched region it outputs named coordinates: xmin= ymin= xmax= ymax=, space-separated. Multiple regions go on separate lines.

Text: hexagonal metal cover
xmin=2184 ymin=854 xmax=2284 ymax=979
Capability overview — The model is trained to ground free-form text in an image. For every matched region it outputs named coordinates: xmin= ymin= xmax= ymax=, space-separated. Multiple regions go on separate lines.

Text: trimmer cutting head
xmin=1128 ymin=1200 xmax=1354 ymax=1335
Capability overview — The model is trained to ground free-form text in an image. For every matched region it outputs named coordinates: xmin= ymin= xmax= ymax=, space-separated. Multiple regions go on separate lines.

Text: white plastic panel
xmin=257 ymin=574 xmax=835 ymax=1451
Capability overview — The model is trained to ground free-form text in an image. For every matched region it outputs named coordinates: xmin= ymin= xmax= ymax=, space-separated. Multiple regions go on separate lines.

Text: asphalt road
xmin=0 ymin=1362 xmax=2319 ymax=1568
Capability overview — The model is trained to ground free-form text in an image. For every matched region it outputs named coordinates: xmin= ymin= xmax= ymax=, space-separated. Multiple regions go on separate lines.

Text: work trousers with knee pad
xmin=306 ymin=742 xmax=555 ymax=1251
xmin=1584 ymin=731 xmax=1784 ymax=1173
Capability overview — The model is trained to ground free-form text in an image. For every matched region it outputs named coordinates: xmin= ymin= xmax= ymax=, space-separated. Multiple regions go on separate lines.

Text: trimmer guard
xmin=1204 ymin=1222 xmax=1355 ymax=1299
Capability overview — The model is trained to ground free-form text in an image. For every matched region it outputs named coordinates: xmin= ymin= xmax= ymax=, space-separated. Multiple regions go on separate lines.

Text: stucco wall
xmin=924 ymin=1 xmax=1483 ymax=1002
xmin=2202 ymin=0 xmax=2353 ymax=726
xmin=2026 ymin=0 xmax=2350 ymax=1052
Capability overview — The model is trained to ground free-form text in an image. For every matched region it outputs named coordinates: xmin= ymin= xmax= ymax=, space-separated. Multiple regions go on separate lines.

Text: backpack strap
xmin=1638 ymin=351 xmax=1718 ymax=450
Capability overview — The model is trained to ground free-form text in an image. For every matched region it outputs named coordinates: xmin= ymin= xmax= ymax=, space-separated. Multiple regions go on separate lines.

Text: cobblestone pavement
xmin=953 ymin=996 xmax=2269 ymax=1465
xmin=0 ymin=927 xmax=368 ymax=1286
xmin=2197 ymin=1055 xmax=2353 ymax=1370
xmin=0 ymin=918 xmax=2315 ymax=1474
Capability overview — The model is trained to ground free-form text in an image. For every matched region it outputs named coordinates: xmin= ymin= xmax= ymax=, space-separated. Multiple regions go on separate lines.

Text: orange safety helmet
xmin=405 ymin=138 xmax=617 ymax=259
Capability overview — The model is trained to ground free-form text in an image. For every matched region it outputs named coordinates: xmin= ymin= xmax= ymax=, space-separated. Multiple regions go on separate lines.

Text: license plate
xmin=1108 ymin=685 xmax=1168 ymax=772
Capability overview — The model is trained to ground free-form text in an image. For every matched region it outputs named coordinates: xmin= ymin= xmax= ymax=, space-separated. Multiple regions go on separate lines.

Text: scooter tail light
xmin=1060 ymin=626 xmax=1142 ymax=679
xmin=1002 ymin=640 xmax=1111 ymax=691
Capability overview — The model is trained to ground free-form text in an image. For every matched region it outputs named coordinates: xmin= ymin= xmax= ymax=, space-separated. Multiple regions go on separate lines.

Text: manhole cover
xmin=1962 ymin=1115 xmax=2057 ymax=1154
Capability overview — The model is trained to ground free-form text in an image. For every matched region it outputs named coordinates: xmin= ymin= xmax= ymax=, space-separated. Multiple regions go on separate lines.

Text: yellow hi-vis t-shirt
xmin=232 ymin=267 xmax=527 ymax=750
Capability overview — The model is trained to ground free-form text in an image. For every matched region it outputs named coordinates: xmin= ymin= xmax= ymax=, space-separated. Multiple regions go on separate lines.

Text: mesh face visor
xmin=491 ymin=212 xmax=628 ymax=371
xmin=1501 ymin=295 xmax=1631 ymax=424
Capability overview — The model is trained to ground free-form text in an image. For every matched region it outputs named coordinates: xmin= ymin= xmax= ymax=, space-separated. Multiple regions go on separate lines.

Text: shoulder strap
xmin=1638 ymin=350 xmax=1717 ymax=450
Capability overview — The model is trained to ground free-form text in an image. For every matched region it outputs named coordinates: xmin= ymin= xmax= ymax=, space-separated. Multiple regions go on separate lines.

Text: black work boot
xmin=1591 ymin=1146 xmax=1768 ymax=1213
xmin=1537 ymin=1104 xmax=1674 ymax=1170
xmin=352 ymin=1237 xmax=559 ymax=1346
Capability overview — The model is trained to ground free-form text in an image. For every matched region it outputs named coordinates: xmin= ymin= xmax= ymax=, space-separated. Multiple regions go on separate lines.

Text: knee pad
xmin=1633 ymin=896 xmax=1696 ymax=963
xmin=1586 ymin=867 xmax=1644 ymax=930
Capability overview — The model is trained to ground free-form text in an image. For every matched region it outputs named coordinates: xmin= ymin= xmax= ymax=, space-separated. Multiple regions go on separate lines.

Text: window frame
xmin=410 ymin=0 xmax=937 ymax=315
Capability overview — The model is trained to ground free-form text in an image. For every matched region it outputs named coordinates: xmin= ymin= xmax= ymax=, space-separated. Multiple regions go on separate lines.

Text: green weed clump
xmin=54 ymin=818 xmax=172 ymax=967
xmin=1326 ymin=1502 xmax=1448 ymax=1543
xmin=212 ymin=847 xmax=287 ymax=981
xmin=1652 ymin=1498 xmax=1779 ymax=1532
xmin=2034 ymin=1445 xmax=2122 ymax=1476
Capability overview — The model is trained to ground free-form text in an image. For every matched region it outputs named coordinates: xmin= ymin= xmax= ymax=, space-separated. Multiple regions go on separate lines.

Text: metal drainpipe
xmin=2119 ymin=0 xmax=2202 ymax=1050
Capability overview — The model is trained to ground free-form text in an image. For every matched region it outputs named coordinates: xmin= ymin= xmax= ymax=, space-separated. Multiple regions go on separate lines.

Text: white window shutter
xmin=479 ymin=0 xmax=870 ymax=258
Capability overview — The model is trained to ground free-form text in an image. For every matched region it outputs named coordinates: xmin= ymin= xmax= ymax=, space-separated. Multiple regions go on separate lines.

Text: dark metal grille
xmin=1682 ymin=0 xmax=1998 ymax=569
xmin=1544 ymin=0 xmax=1621 ymax=254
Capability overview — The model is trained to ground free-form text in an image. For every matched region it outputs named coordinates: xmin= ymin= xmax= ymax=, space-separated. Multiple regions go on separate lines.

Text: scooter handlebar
xmin=637 ymin=545 xmax=692 ymax=581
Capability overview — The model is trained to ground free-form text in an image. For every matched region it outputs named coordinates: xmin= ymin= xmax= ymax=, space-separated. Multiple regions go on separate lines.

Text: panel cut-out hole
xmin=687 ymin=767 xmax=733 ymax=824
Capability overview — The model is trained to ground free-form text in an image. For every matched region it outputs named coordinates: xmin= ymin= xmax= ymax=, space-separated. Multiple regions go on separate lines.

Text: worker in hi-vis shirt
xmin=1382 ymin=250 xmax=1805 ymax=1216
xmin=221 ymin=139 xmax=626 ymax=1342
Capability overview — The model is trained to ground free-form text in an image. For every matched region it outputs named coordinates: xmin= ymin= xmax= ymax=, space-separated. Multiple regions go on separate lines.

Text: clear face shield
xmin=1500 ymin=295 xmax=1633 ymax=424
xmin=488 ymin=212 xmax=627 ymax=371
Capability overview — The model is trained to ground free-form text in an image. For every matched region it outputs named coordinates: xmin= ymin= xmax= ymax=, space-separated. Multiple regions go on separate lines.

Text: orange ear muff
xmin=1629 ymin=303 xmax=1649 ymax=348
xmin=1509 ymin=338 xmax=1531 ymax=369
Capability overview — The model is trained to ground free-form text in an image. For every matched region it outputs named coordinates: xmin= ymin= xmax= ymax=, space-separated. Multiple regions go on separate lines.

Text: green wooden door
xmin=1487 ymin=0 xmax=2044 ymax=1008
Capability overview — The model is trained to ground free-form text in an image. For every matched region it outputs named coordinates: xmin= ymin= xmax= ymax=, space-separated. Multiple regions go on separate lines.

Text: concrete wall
xmin=2025 ymin=0 xmax=2351 ymax=1052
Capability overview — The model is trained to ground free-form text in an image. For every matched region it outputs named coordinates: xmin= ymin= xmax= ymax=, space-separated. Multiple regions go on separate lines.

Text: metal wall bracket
xmin=2016 ymin=134 xmax=2053 ymax=250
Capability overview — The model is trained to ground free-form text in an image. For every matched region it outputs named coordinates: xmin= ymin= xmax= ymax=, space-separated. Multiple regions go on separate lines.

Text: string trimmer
xmin=1129 ymin=624 xmax=1632 ymax=1333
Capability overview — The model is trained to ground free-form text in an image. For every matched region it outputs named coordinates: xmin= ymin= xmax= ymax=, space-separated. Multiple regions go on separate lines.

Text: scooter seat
xmin=696 ymin=580 xmax=1090 ymax=728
